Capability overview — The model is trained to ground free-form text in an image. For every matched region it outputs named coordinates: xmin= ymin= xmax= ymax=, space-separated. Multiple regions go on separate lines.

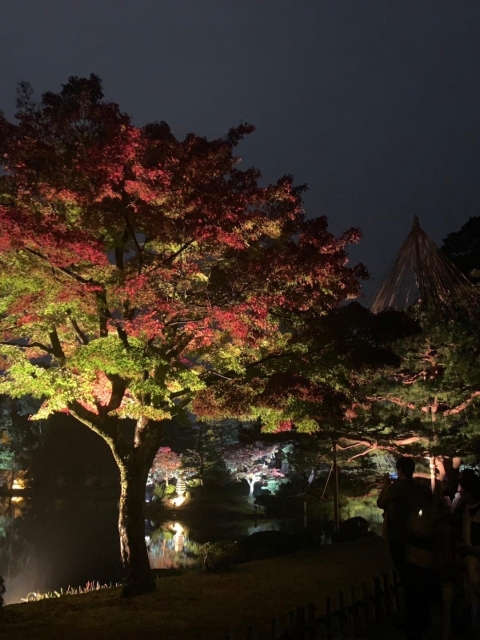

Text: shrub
xmin=200 ymin=541 xmax=240 ymax=572
xmin=238 ymin=530 xmax=299 ymax=561
xmin=153 ymin=483 xmax=176 ymax=500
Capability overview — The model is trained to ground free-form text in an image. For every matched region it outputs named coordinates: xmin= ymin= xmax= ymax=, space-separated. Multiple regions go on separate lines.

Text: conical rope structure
xmin=370 ymin=216 xmax=480 ymax=318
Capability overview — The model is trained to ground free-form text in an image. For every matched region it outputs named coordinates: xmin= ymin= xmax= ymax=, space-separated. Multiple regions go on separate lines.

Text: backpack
xmin=404 ymin=489 xmax=445 ymax=568
xmin=406 ymin=491 xmax=439 ymax=547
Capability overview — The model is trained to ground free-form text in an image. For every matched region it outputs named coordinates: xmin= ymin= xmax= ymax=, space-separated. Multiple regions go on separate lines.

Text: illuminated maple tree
xmin=149 ymin=446 xmax=182 ymax=486
xmin=0 ymin=75 xmax=365 ymax=595
xmin=223 ymin=443 xmax=283 ymax=497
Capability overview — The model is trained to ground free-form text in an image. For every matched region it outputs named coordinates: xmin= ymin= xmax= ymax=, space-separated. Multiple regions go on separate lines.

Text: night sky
xmin=2 ymin=1 xmax=480 ymax=298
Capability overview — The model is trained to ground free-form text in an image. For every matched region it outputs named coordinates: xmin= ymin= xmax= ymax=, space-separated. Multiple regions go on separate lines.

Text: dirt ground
xmin=1 ymin=537 xmax=393 ymax=640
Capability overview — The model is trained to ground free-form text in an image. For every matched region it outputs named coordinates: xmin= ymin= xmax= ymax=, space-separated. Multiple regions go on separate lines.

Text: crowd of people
xmin=377 ymin=457 xmax=480 ymax=640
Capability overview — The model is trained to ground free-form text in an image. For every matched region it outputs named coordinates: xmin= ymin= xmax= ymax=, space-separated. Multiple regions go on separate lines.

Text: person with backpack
xmin=377 ymin=456 xmax=445 ymax=640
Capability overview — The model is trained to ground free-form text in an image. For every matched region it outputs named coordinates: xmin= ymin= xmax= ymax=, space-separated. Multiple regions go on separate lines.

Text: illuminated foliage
xmin=149 ymin=447 xmax=182 ymax=487
xmin=0 ymin=396 xmax=40 ymax=486
xmin=0 ymin=75 xmax=365 ymax=595
xmin=351 ymin=316 xmax=480 ymax=461
xmin=223 ymin=443 xmax=285 ymax=496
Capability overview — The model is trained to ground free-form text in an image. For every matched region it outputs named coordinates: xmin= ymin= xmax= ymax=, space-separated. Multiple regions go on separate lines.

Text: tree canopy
xmin=0 ymin=75 xmax=366 ymax=594
xmin=442 ymin=215 xmax=480 ymax=284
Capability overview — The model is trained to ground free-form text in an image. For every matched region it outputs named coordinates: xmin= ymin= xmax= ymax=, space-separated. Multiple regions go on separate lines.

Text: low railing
xmin=226 ymin=571 xmax=401 ymax=639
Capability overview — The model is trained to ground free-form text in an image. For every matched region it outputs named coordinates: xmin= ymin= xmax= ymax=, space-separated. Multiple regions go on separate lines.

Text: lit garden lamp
xmin=170 ymin=475 xmax=187 ymax=507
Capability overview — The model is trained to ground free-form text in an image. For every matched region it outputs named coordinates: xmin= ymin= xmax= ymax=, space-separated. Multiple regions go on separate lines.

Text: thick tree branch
xmin=68 ymin=317 xmax=89 ymax=345
xmin=104 ymin=374 xmax=129 ymax=416
xmin=68 ymin=400 xmax=111 ymax=440
xmin=368 ymin=396 xmax=418 ymax=411
xmin=0 ymin=340 xmax=53 ymax=354
xmin=49 ymin=327 xmax=66 ymax=360
xmin=339 ymin=435 xmax=427 ymax=462
xmin=164 ymin=240 xmax=195 ymax=264
xmin=444 ymin=391 xmax=480 ymax=416
xmin=246 ymin=351 xmax=297 ymax=369
xmin=22 ymin=247 xmax=101 ymax=287
xmin=392 ymin=371 xmax=428 ymax=385
xmin=370 ymin=391 xmax=480 ymax=418
xmin=134 ymin=415 xmax=150 ymax=448
xmin=123 ymin=211 xmax=144 ymax=262
xmin=348 ymin=445 xmax=378 ymax=461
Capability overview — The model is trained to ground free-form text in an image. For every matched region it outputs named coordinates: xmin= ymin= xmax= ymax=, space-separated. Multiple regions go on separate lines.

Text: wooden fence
xmin=225 ymin=571 xmax=402 ymax=640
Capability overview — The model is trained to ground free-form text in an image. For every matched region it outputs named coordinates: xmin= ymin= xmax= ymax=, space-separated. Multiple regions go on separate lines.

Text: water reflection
xmin=147 ymin=521 xmax=201 ymax=569
xmin=0 ymin=495 xmax=121 ymax=605
xmin=1 ymin=493 xmax=383 ymax=603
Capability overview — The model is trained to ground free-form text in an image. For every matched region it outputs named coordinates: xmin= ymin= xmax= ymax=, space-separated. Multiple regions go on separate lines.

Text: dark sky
xmin=2 ymin=0 xmax=480 ymax=297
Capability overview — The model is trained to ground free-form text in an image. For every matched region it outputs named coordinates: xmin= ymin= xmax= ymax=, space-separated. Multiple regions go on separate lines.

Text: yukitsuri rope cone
xmin=371 ymin=216 xmax=480 ymax=318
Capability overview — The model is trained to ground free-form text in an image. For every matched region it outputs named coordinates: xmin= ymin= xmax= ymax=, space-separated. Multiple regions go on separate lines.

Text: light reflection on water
xmin=1 ymin=495 xmax=382 ymax=602
xmin=146 ymin=519 xmax=288 ymax=570
xmin=147 ymin=521 xmax=199 ymax=569
xmin=0 ymin=495 xmax=122 ymax=605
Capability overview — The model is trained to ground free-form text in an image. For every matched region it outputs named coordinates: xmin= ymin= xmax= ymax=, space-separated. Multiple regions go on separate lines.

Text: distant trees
xmin=442 ymin=216 xmax=480 ymax=283
xmin=181 ymin=419 xmax=241 ymax=486
xmin=223 ymin=443 xmax=284 ymax=497
xmin=0 ymin=396 xmax=40 ymax=489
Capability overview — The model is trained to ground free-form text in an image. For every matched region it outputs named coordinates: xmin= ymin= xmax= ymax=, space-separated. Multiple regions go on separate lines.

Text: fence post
xmin=360 ymin=581 xmax=373 ymax=629
xmin=246 ymin=625 xmax=253 ymax=640
xmin=382 ymin=573 xmax=393 ymax=615
xmin=392 ymin=570 xmax=402 ymax=612
xmin=289 ymin=610 xmax=296 ymax=636
xmin=352 ymin=584 xmax=365 ymax=635
xmin=337 ymin=590 xmax=346 ymax=636
xmin=373 ymin=577 xmax=385 ymax=620
xmin=295 ymin=605 xmax=306 ymax=640
xmin=388 ymin=571 xmax=398 ymax=613
xmin=325 ymin=596 xmax=332 ymax=640
xmin=338 ymin=591 xmax=354 ymax=638
xmin=306 ymin=603 xmax=316 ymax=639
xmin=270 ymin=617 xmax=276 ymax=639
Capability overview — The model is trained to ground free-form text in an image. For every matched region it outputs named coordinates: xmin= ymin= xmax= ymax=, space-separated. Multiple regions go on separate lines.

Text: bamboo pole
xmin=332 ymin=440 xmax=340 ymax=532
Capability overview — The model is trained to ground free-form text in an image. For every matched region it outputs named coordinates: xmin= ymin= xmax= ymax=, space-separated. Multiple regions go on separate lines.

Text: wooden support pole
xmin=429 ymin=455 xmax=436 ymax=494
xmin=332 ymin=440 xmax=340 ymax=532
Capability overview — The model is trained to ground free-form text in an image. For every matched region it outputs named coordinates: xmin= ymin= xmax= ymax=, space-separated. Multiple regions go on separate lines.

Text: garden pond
xmin=0 ymin=491 xmax=383 ymax=604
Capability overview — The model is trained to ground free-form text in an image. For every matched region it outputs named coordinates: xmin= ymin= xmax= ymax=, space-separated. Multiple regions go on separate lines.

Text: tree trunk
xmin=247 ymin=478 xmax=256 ymax=497
xmin=118 ymin=458 xmax=155 ymax=597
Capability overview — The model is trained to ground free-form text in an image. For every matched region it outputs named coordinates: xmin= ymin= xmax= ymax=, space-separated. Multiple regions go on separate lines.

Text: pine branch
xmin=443 ymin=391 xmax=480 ymax=416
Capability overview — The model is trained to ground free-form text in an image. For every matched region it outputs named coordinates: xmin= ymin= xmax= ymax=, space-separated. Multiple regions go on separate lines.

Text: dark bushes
xmin=200 ymin=541 xmax=240 ymax=572
xmin=238 ymin=530 xmax=299 ymax=561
